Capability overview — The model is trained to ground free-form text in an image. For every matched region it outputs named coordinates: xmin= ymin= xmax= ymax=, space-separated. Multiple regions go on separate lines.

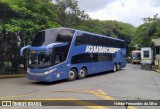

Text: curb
xmin=0 ymin=74 xmax=26 ymax=79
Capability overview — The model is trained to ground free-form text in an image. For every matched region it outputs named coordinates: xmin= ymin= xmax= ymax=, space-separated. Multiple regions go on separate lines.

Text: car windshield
xmin=29 ymin=51 xmax=52 ymax=69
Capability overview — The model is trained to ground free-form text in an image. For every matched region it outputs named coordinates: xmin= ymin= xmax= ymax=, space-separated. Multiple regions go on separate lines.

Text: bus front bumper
xmin=132 ymin=60 xmax=141 ymax=63
xmin=27 ymin=72 xmax=53 ymax=82
xmin=27 ymin=68 xmax=58 ymax=82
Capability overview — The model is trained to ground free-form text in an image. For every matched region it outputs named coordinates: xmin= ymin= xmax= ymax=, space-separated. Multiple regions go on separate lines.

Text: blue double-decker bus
xmin=20 ymin=28 xmax=126 ymax=82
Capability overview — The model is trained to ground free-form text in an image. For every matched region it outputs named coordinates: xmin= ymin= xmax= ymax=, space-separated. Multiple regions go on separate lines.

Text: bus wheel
xmin=67 ymin=69 xmax=77 ymax=81
xmin=78 ymin=68 xmax=87 ymax=79
xmin=117 ymin=64 xmax=120 ymax=71
xmin=113 ymin=64 xmax=117 ymax=72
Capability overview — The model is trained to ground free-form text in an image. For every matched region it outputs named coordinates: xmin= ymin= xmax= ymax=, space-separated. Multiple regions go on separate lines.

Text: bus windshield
xmin=31 ymin=29 xmax=59 ymax=47
xmin=29 ymin=51 xmax=52 ymax=69
xmin=132 ymin=53 xmax=141 ymax=60
xmin=31 ymin=28 xmax=75 ymax=47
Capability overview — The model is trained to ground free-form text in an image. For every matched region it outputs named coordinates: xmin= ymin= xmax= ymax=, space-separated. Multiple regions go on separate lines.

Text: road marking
xmin=0 ymin=94 xmax=29 ymax=99
xmin=91 ymin=89 xmax=138 ymax=109
xmin=54 ymin=89 xmax=85 ymax=93
xmin=54 ymin=89 xmax=138 ymax=109
xmin=97 ymin=90 xmax=116 ymax=100
xmin=0 ymin=89 xmax=136 ymax=109
xmin=41 ymin=98 xmax=109 ymax=109
xmin=0 ymin=92 xmax=109 ymax=109
xmin=97 ymin=90 xmax=106 ymax=95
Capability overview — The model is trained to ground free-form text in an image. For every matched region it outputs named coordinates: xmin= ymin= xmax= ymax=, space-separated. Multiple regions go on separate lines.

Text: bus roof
xmin=40 ymin=27 xmax=125 ymax=42
xmin=132 ymin=50 xmax=141 ymax=53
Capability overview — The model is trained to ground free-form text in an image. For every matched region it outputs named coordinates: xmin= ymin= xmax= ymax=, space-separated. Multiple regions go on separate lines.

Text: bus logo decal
xmin=85 ymin=45 xmax=120 ymax=53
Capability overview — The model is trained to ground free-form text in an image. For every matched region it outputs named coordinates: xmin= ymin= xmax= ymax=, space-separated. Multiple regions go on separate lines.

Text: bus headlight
xmin=44 ymin=68 xmax=57 ymax=75
xmin=44 ymin=71 xmax=50 ymax=75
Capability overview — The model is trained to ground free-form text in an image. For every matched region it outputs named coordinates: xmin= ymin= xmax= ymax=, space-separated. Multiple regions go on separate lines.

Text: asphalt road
xmin=0 ymin=64 xmax=160 ymax=109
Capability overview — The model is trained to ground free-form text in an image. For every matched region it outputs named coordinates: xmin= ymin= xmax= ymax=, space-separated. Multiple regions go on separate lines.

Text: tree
xmin=0 ymin=0 xmax=60 ymax=73
xmin=54 ymin=0 xmax=90 ymax=27
xmin=0 ymin=1 xmax=19 ymax=73
xmin=133 ymin=14 xmax=160 ymax=48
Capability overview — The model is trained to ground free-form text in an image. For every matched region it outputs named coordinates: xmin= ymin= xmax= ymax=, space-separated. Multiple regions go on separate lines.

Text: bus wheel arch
xmin=78 ymin=66 xmax=87 ymax=79
xmin=67 ymin=67 xmax=78 ymax=81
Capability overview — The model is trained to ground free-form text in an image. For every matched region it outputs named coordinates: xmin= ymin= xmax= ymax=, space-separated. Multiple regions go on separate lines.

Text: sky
xmin=77 ymin=0 xmax=160 ymax=27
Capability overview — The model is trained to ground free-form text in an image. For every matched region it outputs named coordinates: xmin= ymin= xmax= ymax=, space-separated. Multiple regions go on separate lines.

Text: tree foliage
xmin=54 ymin=0 xmax=90 ymax=27
xmin=133 ymin=14 xmax=160 ymax=48
xmin=0 ymin=0 xmax=60 ymax=73
xmin=77 ymin=20 xmax=136 ymax=55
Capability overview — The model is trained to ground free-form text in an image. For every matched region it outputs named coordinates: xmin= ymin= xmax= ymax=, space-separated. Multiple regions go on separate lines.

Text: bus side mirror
xmin=20 ymin=45 xmax=31 ymax=56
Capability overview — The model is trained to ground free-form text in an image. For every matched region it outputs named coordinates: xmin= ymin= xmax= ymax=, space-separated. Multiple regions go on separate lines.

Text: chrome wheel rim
xmin=80 ymin=69 xmax=85 ymax=77
xmin=69 ymin=71 xmax=75 ymax=79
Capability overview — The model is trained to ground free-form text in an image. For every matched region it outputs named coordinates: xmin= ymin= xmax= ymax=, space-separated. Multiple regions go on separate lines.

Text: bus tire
xmin=113 ymin=64 xmax=117 ymax=72
xmin=67 ymin=68 xmax=77 ymax=81
xmin=117 ymin=64 xmax=120 ymax=71
xmin=78 ymin=67 xmax=87 ymax=79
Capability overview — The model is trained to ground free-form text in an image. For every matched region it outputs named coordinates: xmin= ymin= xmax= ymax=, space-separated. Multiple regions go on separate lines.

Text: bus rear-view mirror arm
xmin=20 ymin=45 xmax=31 ymax=56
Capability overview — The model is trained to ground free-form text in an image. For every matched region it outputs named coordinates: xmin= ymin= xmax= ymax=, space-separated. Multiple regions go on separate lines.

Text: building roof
xmin=152 ymin=39 xmax=160 ymax=46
